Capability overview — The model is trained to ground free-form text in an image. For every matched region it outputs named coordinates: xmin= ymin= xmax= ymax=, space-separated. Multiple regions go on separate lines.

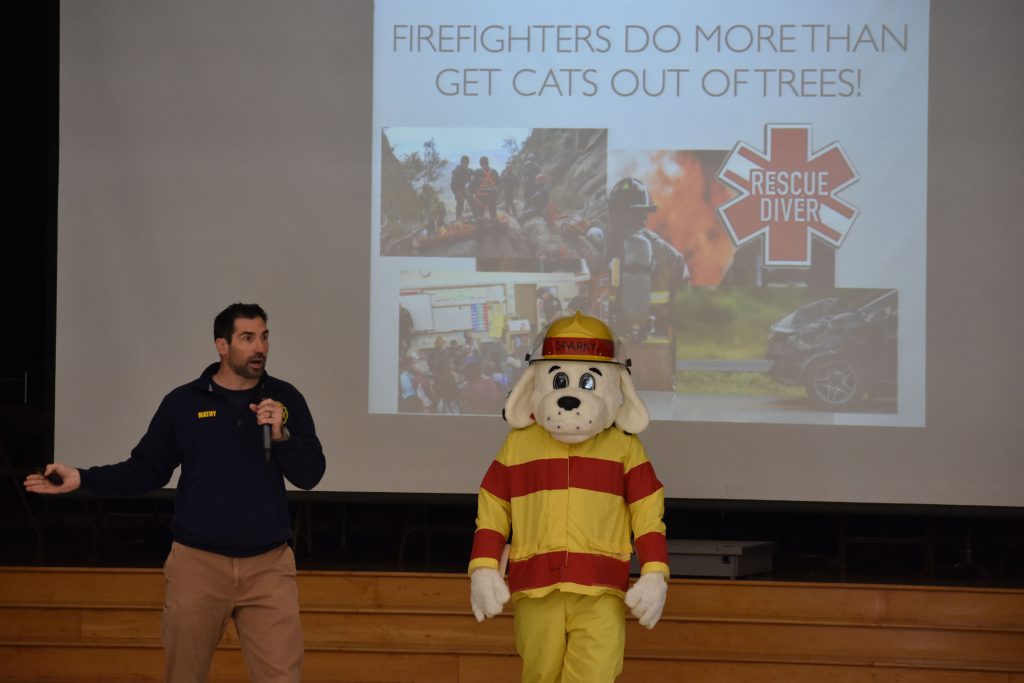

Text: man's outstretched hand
xmin=24 ymin=463 xmax=81 ymax=495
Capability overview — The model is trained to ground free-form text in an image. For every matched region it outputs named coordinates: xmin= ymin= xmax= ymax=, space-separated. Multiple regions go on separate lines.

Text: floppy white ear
xmin=614 ymin=368 xmax=650 ymax=434
xmin=504 ymin=366 xmax=537 ymax=428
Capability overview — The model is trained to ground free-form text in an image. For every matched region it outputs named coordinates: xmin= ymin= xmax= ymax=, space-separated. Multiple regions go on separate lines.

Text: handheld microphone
xmin=260 ymin=385 xmax=272 ymax=462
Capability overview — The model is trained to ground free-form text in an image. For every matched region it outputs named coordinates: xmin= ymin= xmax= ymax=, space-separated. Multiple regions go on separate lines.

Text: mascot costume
xmin=469 ymin=312 xmax=669 ymax=683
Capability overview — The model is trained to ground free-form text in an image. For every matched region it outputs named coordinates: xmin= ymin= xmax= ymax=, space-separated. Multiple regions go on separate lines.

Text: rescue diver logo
xmin=717 ymin=124 xmax=859 ymax=267
xmin=197 ymin=410 xmax=216 ymax=419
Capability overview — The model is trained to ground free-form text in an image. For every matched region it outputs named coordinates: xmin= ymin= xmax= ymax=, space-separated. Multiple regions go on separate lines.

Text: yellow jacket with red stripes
xmin=469 ymin=423 xmax=669 ymax=600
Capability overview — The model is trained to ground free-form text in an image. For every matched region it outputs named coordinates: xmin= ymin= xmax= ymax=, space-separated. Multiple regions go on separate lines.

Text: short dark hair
xmin=213 ymin=303 xmax=267 ymax=341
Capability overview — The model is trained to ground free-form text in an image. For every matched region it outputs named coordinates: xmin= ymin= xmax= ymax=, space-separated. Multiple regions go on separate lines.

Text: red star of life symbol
xmin=717 ymin=125 xmax=858 ymax=267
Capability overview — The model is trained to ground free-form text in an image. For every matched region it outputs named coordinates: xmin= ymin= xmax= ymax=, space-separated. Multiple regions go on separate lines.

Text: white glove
xmin=624 ymin=572 xmax=667 ymax=629
xmin=470 ymin=568 xmax=510 ymax=622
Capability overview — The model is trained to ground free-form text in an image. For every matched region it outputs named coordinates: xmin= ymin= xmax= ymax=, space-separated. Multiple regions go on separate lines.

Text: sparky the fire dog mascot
xmin=469 ymin=312 xmax=669 ymax=683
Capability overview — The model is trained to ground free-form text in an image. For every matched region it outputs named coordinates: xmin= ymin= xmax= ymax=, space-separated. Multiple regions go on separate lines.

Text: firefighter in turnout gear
xmin=607 ymin=177 xmax=689 ymax=342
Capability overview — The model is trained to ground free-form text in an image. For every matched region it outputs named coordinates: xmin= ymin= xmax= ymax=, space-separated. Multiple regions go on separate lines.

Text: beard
xmin=229 ymin=353 xmax=265 ymax=380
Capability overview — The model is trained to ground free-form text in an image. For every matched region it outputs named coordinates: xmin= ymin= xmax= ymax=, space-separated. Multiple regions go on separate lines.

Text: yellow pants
xmin=514 ymin=591 xmax=625 ymax=683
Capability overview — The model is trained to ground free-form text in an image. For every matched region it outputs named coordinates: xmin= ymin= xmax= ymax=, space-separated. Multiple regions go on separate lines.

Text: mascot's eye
xmin=579 ymin=373 xmax=596 ymax=391
xmin=552 ymin=372 xmax=569 ymax=390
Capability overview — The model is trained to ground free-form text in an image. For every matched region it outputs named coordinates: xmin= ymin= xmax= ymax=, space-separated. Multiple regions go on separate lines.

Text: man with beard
xmin=25 ymin=303 xmax=326 ymax=683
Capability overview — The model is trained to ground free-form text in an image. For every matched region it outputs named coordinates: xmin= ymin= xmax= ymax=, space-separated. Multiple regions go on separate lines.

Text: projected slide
xmin=371 ymin=0 xmax=928 ymax=427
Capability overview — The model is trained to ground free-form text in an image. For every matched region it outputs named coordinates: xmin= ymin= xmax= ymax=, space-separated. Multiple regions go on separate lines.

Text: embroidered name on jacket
xmin=197 ymin=410 xmax=217 ymax=419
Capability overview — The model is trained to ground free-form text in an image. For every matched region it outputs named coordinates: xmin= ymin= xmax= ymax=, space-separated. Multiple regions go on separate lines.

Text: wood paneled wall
xmin=1 ymin=567 xmax=1021 ymax=682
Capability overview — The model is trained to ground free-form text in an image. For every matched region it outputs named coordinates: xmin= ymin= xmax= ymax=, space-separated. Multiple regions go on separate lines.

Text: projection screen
xmin=55 ymin=0 xmax=1024 ymax=506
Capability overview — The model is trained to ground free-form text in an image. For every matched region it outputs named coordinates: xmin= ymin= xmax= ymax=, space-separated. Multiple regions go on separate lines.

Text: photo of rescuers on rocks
xmin=384 ymin=132 xmax=898 ymax=417
xmin=380 ymin=127 xmax=607 ymax=261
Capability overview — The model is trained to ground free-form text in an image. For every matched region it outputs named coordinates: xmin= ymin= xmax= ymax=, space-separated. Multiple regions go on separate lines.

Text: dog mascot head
xmin=504 ymin=312 xmax=649 ymax=442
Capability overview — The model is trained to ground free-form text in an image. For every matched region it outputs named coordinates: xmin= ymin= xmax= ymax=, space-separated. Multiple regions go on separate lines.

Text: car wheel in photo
xmin=806 ymin=357 xmax=864 ymax=409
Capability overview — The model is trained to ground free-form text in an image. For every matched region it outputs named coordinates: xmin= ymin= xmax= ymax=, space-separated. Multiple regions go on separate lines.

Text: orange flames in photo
xmin=643 ymin=151 xmax=737 ymax=287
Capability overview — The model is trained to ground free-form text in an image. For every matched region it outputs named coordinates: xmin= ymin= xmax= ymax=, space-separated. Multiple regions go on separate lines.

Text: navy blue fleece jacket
xmin=78 ymin=363 xmax=326 ymax=556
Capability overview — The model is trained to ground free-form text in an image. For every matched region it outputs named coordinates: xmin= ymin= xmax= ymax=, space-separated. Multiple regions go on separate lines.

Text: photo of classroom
xmin=397 ymin=270 xmax=594 ymax=415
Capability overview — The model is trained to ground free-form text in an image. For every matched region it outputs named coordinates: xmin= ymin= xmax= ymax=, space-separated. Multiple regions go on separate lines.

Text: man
xmin=520 ymin=152 xmax=540 ymax=205
xmin=451 ymin=155 xmax=472 ymax=221
xmin=538 ymin=288 xmax=563 ymax=327
xmin=25 ymin=303 xmax=326 ymax=683
xmin=468 ymin=155 xmax=501 ymax=221
xmin=607 ymin=177 xmax=689 ymax=341
xmin=460 ymin=360 xmax=505 ymax=416
xmin=501 ymin=160 xmax=519 ymax=218
xmin=521 ymin=173 xmax=550 ymax=223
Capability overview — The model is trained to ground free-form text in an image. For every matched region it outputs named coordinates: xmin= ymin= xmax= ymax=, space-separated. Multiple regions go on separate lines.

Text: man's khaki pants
xmin=161 ymin=542 xmax=303 ymax=683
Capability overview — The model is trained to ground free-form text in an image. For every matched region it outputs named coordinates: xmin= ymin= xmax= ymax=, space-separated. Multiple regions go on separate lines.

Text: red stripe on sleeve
xmin=508 ymin=551 xmax=631 ymax=593
xmin=634 ymin=531 xmax=669 ymax=566
xmin=481 ymin=461 xmax=510 ymax=501
xmin=470 ymin=528 xmax=508 ymax=562
xmin=623 ymin=461 xmax=663 ymax=504
xmin=569 ymin=456 xmax=624 ymax=496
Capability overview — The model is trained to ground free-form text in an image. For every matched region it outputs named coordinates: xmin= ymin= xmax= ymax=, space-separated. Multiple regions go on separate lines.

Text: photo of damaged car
xmin=766 ymin=289 xmax=897 ymax=410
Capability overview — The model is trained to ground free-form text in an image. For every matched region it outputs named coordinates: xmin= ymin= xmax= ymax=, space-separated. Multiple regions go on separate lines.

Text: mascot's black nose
xmin=557 ymin=396 xmax=581 ymax=411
